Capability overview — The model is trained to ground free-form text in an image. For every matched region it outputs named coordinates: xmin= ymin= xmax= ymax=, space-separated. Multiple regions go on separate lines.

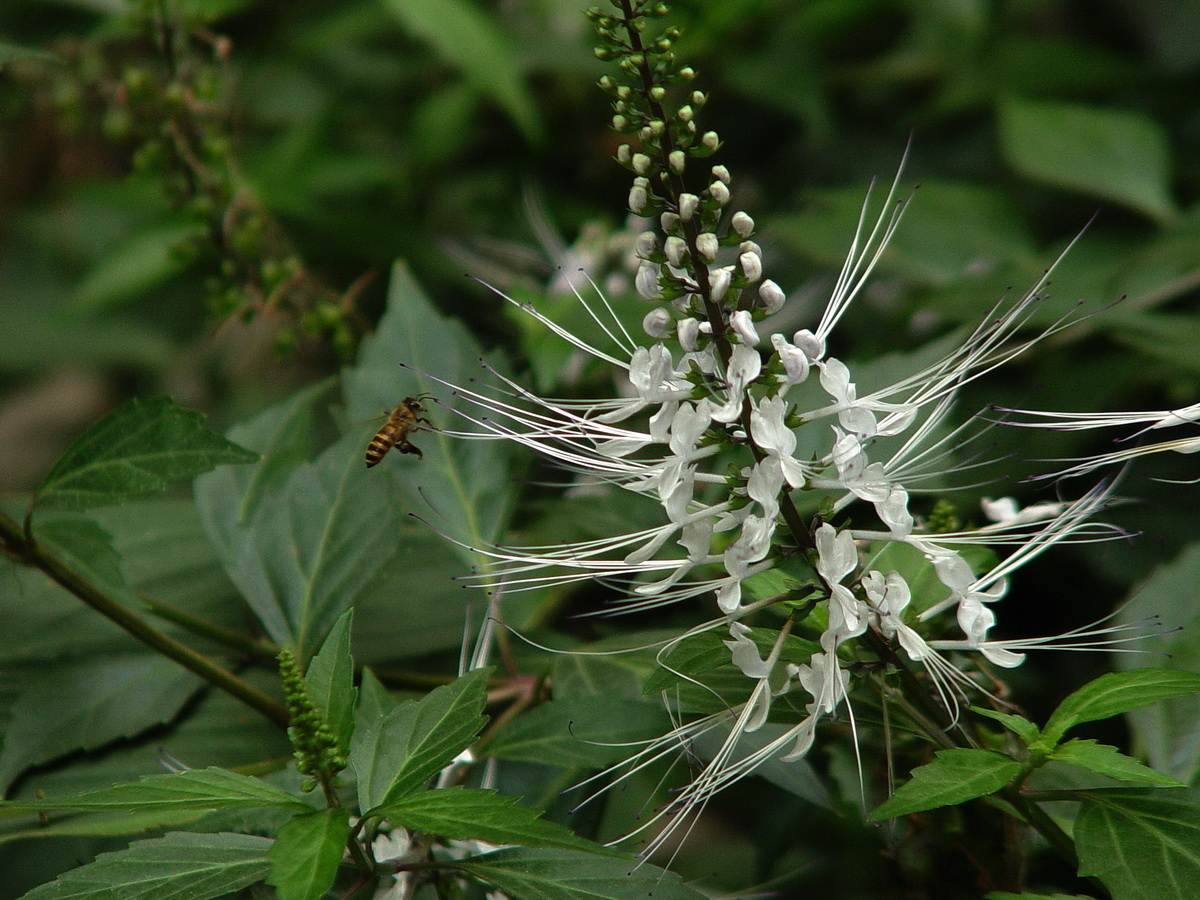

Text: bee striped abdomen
xmin=365 ymin=397 xmax=429 ymax=467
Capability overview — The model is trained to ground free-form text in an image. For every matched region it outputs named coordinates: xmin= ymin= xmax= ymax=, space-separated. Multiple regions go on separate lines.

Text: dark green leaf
xmin=1076 ymin=788 xmax=1200 ymax=900
xmin=382 ymin=0 xmax=541 ymax=143
xmin=304 ymin=609 xmax=356 ymax=753
xmin=454 ymin=848 xmax=709 ymax=900
xmin=34 ymin=397 xmax=258 ymax=513
xmin=998 ymin=98 xmax=1177 ymax=223
xmin=1043 ymin=669 xmax=1200 ymax=746
xmin=0 ymin=767 xmax=311 ymax=814
xmin=869 ymin=749 xmax=1022 ymax=820
xmin=17 ymin=831 xmax=272 ymax=899
xmin=351 ymin=668 xmax=490 ymax=812
xmin=0 ymin=655 xmax=204 ymax=794
xmin=71 ymin=223 xmax=197 ymax=314
xmin=266 ymin=808 xmax=350 ymax=900
xmin=375 ymin=786 xmax=609 ymax=855
xmin=1051 ymin=740 xmax=1182 ymax=787
xmin=971 ymin=707 xmax=1042 ymax=745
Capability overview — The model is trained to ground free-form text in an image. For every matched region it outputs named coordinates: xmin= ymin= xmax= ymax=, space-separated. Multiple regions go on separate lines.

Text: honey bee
xmin=365 ymin=396 xmax=432 ymax=467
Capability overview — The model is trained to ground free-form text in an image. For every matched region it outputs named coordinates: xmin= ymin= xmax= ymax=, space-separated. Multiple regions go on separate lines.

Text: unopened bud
xmin=632 ymin=153 xmax=652 ymax=175
xmin=678 ymin=317 xmax=701 ymax=352
xmin=678 ymin=193 xmax=699 ymax=220
xmin=759 ymin=279 xmax=786 ymax=313
xmin=616 ymin=85 xmax=632 ymax=100
xmin=680 ymin=66 xmax=696 ymax=81
xmin=696 ymin=232 xmax=719 ymax=262
xmin=664 ymin=235 xmax=688 ymax=268
xmin=701 ymin=131 xmax=719 ymax=151
xmin=635 ymin=261 xmax=661 ymax=300
xmin=793 ymin=328 xmax=826 ymax=362
xmin=634 ymin=231 xmax=659 ymax=260
xmin=616 ymin=144 xmax=632 ymax=166
xmin=628 ymin=177 xmax=649 ymax=214
xmin=649 ymin=86 xmax=666 ymax=102
xmin=643 ymin=307 xmax=673 ymax=338
xmin=708 ymin=265 xmax=732 ymax=301
xmin=709 ymin=180 xmax=731 ymax=206
xmin=612 ymin=114 xmax=628 ymax=131
xmin=678 ymin=105 xmax=693 ymax=123
xmin=739 ymin=241 xmax=762 ymax=258
xmin=730 ymin=309 xmax=759 ymax=346
xmin=660 ymin=211 xmax=680 ymax=233
xmin=711 ymin=165 xmax=731 ymax=185
xmin=649 ymin=119 xmax=666 ymax=136
xmin=668 ymin=150 xmax=686 ymax=174
xmin=731 ymin=211 xmax=755 ymax=237
xmin=691 ymin=90 xmax=706 ymax=106
xmin=739 ymin=251 xmax=762 ymax=283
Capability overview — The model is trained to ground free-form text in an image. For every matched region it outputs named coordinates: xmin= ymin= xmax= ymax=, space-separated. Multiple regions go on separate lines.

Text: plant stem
xmin=0 ymin=507 xmax=290 ymax=730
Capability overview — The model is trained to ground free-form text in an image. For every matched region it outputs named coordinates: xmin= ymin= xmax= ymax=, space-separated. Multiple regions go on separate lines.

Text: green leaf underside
xmin=1052 ymin=740 xmax=1183 ymax=786
xmin=870 ymin=749 xmax=1023 ymax=820
xmin=998 ymin=98 xmax=1177 ymax=222
xmin=304 ymin=609 xmax=357 ymax=753
xmin=453 ymin=848 xmax=710 ymax=900
xmin=0 ymin=767 xmax=312 ymax=813
xmin=0 ymin=655 xmax=205 ymax=794
xmin=971 ymin=707 xmax=1042 ymax=745
xmin=351 ymin=668 xmax=490 ymax=813
xmin=35 ymin=397 xmax=257 ymax=512
xmin=17 ymin=831 xmax=272 ymax=899
xmin=1043 ymin=669 xmax=1200 ymax=746
xmin=1075 ymin=788 xmax=1200 ymax=900
xmin=266 ymin=808 xmax=351 ymax=900
xmin=374 ymin=787 xmax=611 ymax=855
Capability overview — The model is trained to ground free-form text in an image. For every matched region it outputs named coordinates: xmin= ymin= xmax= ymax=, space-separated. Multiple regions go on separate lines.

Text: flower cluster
xmin=429 ymin=0 xmax=1147 ymax=852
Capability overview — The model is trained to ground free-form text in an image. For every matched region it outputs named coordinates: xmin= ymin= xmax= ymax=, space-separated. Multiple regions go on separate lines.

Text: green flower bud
xmin=677 ymin=105 xmax=693 ymax=123
xmin=632 ymin=152 xmax=652 ymax=175
xmin=668 ymin=150 xmax=686 ymax=174
xmin=649 ymin=85 xmax=666 ymax=102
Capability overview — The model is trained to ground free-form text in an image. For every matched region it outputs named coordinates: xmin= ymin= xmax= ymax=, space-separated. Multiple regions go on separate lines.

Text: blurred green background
xmin=1 ymin=0 xmax=1199 ymax=895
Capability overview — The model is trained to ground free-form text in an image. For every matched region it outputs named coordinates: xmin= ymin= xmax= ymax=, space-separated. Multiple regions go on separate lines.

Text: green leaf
xmin=869 ymin=749 xmax=1022 ymax=820
xmin=1051 ymin=740 xmax=1183 ymax=787
xmin=304 ymin=609 xmax=356 ymax=753
xmin=71 ymin=223 xmax=197 ymax=313
xmin=16 ymin=831 xmax=272 ymax=899
xmin=382 ymin=0 xmax=541 ymax=144
xmin=0 ymin=655 xmax=205 ymax=794
xmin=971 ymin=707 xmax=1042 ymax=745
xmin=1043 ymin=669 xmax=1200 ymax=746
xmin=266 ymin=807 xmax=350 ymax=900
xmin=0 ymin=40 xmax=59 ymax=63
xmin=339 ymin=261 xmax=517 ymax=557
xmin=1116 ymin=543 xmax=1200 ymax=783
xmin=454 ymin=848 xmax=710 ymax=900
xmin=374 ymin=786 xmax=610 ymax=855
xmin=0 ymin=767 xmax=312 ymax=814
xmin=987 ymin=893 xmax=1093 ymax=900
xmin=351 ymin=668 xmax=490 ymax=813
xmin=998 ymin=98 xmax=1177 ymax=223
xmin=1076 ymin=788 xmax=1200 ymax=900
xmin=34 ymin=397 xmax=258 ymax=513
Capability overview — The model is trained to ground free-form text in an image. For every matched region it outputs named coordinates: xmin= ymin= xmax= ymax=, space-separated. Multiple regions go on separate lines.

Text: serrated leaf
xmin=0 ymin=767 xmax=312 ymax=814
xmin=17 ymin=830 xmax=272 ymax=900
xmin=0 ymin=655 xmax=204 ymax=794
xmin=1076 ymin=788 xmax=1200 ymax=900
xmin=382 ymin=0 xmax=540 ymax=143
xmin=1043 ymin=669 xmax=1200 ymax=746
xmin=454 ymin=847 xmax=710 ymax=900
xmin=972 ymin=707 xmax=1042 ymax=745
xmin=304 ymin=609 xmax=356 ymax=753
xmin=374 ymin=786 xmax=609 ymax=855
xmin=34 ymin=397 xmax=258 ymax=513
xmin=998 ymin=98 xmax=1177 ymax=223
xmin=351 ymin=668 xmax=490 ymax=813
xmin=266 ymin=807 xmax=350 ymax=900
xmin=869 ymin=749 xmax=1022 ymax=820
xmin=1052 ymin=740 xmax=1182 ymax=786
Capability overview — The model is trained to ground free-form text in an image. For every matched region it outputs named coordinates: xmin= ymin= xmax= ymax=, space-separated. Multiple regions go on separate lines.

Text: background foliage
xmin=0 ymin=0 xmax=1198 ymax=897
